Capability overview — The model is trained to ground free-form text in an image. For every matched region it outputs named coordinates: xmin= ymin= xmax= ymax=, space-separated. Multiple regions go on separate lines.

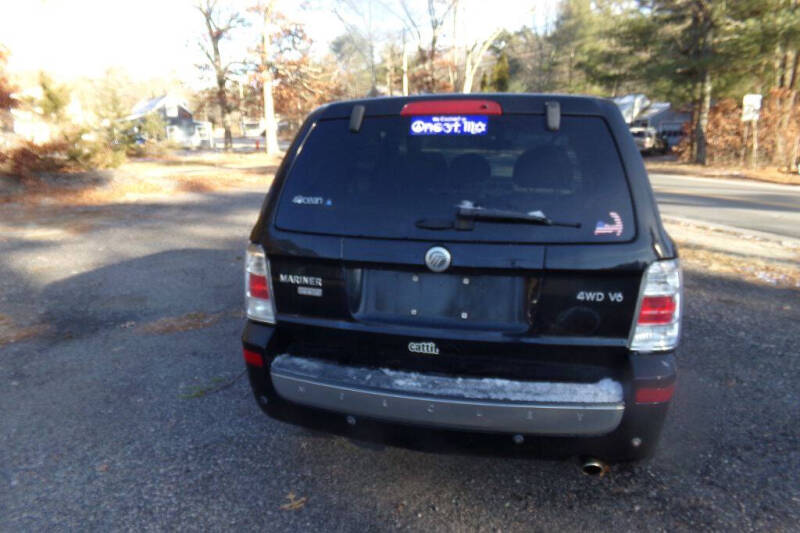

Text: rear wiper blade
xmin=456 ymin=206 xmax=581 ymax=228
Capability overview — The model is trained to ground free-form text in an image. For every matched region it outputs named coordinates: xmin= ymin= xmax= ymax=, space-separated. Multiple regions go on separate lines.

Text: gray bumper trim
xmin=270 ymin=356 xmax=625 ymax=436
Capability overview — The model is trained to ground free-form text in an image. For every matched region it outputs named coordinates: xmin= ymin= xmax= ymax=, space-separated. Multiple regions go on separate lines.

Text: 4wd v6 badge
xmin=576 ymin=290 xmax=624 ymax=303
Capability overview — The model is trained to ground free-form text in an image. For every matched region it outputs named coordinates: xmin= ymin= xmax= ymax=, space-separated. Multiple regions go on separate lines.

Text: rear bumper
xmin=242 ymin=321 xmax=676 ymax=461
xmin=271 ymin=354 xmax=625 ymax=436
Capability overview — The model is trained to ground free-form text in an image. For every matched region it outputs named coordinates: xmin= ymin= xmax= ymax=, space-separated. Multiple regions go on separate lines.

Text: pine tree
xmin=491 ymin=52 xmax=510 ymax=92
xmin=626 ymin=1 xmax=733 ymax=164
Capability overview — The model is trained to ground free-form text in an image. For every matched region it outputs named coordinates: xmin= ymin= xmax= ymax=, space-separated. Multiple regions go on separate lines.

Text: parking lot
xmin=1 ymin=187 xmax=799 ymax=531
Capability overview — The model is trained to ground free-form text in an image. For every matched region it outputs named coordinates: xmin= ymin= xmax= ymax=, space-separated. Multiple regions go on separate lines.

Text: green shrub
xmin=5 ymin=131 xmax=125 ymax=179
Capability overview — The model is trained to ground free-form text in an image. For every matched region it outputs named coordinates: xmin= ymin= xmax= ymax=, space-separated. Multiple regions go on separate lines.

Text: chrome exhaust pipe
xmin=580 ymin=457 xmax=609 ymax=477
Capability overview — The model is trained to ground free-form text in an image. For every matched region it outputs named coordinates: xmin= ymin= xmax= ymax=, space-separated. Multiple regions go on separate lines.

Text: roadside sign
xmin=741 ymin=94 xmax=762 ymax=122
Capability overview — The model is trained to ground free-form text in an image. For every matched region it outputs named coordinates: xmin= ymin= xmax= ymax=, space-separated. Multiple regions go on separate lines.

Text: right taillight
xmin=630 ymin=259 xmax=682 ymax=352
xmin=245 ymin=243 xmax=276 ymax=324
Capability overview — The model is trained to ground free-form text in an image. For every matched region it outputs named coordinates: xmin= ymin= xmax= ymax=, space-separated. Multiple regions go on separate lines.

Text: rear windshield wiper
xmin=456 ymin=206 xmax=581 ymax=228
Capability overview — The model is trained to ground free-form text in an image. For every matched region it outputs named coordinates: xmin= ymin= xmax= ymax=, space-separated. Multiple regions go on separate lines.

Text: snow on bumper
xmin=270 ymin=355 xmax=625 ymax=436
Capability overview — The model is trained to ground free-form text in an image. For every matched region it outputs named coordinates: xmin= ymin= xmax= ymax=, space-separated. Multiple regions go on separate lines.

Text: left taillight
xmin=245 ymin=243 xmax=276 ymax=324
xmin=630 ymin=259 xmax=682 ymax=352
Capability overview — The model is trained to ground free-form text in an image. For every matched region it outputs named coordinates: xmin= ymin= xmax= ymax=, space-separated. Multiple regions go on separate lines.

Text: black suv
xmin=242 ymin=95 xmax=681 ymax=464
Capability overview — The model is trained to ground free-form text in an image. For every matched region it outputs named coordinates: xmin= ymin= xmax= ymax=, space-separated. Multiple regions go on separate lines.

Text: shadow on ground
xmin=1 ymin=192 xmax=798 ymax=530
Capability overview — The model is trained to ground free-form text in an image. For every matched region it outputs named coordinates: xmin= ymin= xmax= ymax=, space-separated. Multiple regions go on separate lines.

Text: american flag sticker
xmin=594 ymin=211 xmax=624 ymax=236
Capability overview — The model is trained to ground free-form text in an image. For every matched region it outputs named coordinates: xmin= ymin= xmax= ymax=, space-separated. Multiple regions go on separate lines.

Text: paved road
xmin=650 ymin=173 xmax=800 ymax=239
xmin=1 ymin=190 xmax=799 ymax=531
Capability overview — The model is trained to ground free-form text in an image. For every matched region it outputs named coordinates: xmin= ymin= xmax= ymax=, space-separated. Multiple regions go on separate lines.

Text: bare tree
xmin=448 ymin=0 xmax=459 ymax=89
xmin=461 ymin=28 xmax=502 ymax=93
xmin=334 ymin=0 xmax=381 ymax=94
xmin=196 ymin=0 xmax=246 ymax=150
xmin=398 ymin=0 xmax=455 ymax=91
xmin=380 ymin=2 xmax=422 ymax=94
xmin=252 ymin=0 xmax=280 ymax=154
xmin=425 ymin=0 xmax=456 ymax=90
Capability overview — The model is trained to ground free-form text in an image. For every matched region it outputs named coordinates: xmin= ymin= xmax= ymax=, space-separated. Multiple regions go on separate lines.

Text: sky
xmin=0 ymin=0 xmax=560 ymax=86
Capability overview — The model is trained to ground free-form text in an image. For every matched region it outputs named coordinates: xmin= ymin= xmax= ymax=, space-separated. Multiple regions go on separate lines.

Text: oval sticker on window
xmin=409 ymin=115 xmax=488 ymax=136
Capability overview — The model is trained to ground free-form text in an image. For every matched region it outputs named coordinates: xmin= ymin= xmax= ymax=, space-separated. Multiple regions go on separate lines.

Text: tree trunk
xmin=567 ymin=50 xmax=574 ymax=90
xmin=463 ymin=61 xmax=474 ymax=93
xmin=774 ymin=49 xmax=798 ymax=167
xmin=462 ymin=30 xmax=501 ymax=93
xmin=262 ymin=69 xmax=279 ymax=155
xmin=402 ymin=35 xmax=409 ymax=96
xmin=216 ymin=78 xmax=232 ymax=151
xmin=429 ymin=35 xmax=437 ymax=91
xmin=368 ymin=0 xmax=377 ymax=93
xmin=262 ymin=3 xmax=279 ymax=155
xmin=386 ymin=47 xmax=394 ymax=96
xmin=790 ymin=134 xmax=800 ymax=172
xmin=368 ymin=42 xmax=377 ymax=94
xmin=688 ymin=84 xmax=699 ymax=162
xmin=448 ymin=0 xmax=459 ymax=91
xmin=694 ymin=69 xmax=711 ymax=165
xmin=212 ymin=38 xmax=231 ymax=151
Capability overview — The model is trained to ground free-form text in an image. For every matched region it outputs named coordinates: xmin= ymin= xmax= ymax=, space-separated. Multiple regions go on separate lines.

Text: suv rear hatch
xmin=265 ymin=101 xmax=643 ymax=379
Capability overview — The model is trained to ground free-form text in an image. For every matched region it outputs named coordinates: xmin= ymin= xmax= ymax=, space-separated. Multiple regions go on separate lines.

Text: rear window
xmin=276 ymin=114 xmax=635 ymax=243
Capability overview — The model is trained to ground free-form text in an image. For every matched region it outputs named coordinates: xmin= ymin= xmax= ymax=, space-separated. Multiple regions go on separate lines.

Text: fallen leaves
xmin=180 ymin=371 xmax=246 ymax=399
xmin=0 ymin=314 xmax=51 ymax=347
xmin=280 ymin=492 xmax=307 ymax=511
xmin=138 ymin=311 xmax=225 ymax=335
xmin=678 ymin=244 xmax=800 ymax=289
xmin=1 ymin=154 xmax=281 ymax=207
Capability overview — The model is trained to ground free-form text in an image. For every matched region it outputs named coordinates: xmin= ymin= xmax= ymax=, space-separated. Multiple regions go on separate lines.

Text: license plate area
xmin=354 ymin=270 xmax=528 ymax=331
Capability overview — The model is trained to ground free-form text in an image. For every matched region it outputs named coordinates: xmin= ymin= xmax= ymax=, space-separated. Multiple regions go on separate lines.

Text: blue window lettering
xmin=409 ymin=115 xmax=488 ymax=136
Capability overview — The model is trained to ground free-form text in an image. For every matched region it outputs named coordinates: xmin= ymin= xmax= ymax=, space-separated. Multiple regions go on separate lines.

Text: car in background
xmin=630 ymin=126 xmax=668 ymax=154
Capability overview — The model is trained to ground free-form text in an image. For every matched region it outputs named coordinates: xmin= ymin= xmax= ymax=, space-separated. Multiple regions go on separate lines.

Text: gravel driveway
xmin=1 ymin=189 xmax=798 ymax=531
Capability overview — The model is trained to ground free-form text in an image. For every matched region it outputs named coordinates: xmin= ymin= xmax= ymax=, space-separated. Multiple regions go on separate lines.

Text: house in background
xmin=124 ymin=95 xmax=214 ymax=149
xmin=613 ymin=94 xmax=651 ymax=125
xmin=613 ymin=94 xmax=691 ymax=150
xmin=631 ymin=103 xmax=691 ymax=150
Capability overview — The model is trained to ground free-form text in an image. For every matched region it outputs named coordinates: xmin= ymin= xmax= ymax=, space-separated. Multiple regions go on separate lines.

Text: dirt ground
xmin=2 ymin=176 xmax=799 ymax=531
xmin=0 ymin=152 xmax=281 ymax=206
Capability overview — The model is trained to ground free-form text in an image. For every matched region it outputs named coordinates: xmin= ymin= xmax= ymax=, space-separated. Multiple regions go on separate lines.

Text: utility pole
xmin=261 ymin=0 xmax=279 ymax=155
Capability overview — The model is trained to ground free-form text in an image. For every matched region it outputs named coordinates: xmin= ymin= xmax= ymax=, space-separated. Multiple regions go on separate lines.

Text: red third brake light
xmin=400 ymin=99 xmax=503 ymax=116
xmin=248 ymin=273 xmax=269 ymax=299
xmin=638 ymin=295 xmax=677 ymax=325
